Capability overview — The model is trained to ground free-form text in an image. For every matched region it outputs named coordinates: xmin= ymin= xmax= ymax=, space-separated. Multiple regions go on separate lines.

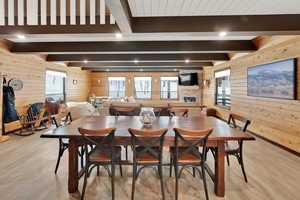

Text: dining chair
xmin=53 ymin=110 xmax=75 ymax=174
xmin=225 ymin=113 xmax=251 ymax=182
xmin=110 ymin=106 xmax=141 ymax=161
xmin=110 ymin=106 xmax=140 ymax=116
xmin=78 ymin=127 xmax=123 ymax=200
xmin=206 ymin=108 xmax=217 ymax=117
xmin=128 ymin=128 xmax=168 ymax=200
xmin=171 ymin=128 xmax=213 ymax=200
xmin=168 ymin=108 xmax=189 ymax=117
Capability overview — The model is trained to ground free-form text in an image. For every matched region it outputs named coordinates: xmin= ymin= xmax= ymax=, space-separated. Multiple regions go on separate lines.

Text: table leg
xmin=68 ymin=139 xmax=79 ymax=193
xmin=215 ymin=140 xmax=225 ymax=197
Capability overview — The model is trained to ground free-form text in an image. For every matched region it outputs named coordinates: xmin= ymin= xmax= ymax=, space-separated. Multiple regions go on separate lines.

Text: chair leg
xmin=131 ymin=164 xmax=137 ymax=200
xmin=97 ymin=166 xmax=100 ymax=176
xmin=119 ymin=161 xmax=123 ymax=176
xmin=169 ymin=157 xmax=173 ymax=177
xmin=201 ymin=165 xmax=209 ymax=200
xmin=226 ymin=155 xmax=230 ymax=166
xmin=54 ymin=142 xmax=64 ymax=174
xmin=54 ymin=150 xmax=62 ymax=174
xmin=125 ymin=146 xmax=128 ymax=160
xmin=192 ymin=167 xmax=196 ymax=177
xmin=175 ymin=161 xmax=179 ymax=200
xmin=239 ymin=154 xmax=248 ymax=183
xmin=158 ymin=164 xmax=165 ymax=200
xmin=111 ymin=164 xmax=115 ymax=200
xmin=210 ymin=148 xmax=216 ymax=159
xmin=80 ymin=146 xmax=84 ymax=168
xmin=81 ymin=166 xmax=89 ymax=200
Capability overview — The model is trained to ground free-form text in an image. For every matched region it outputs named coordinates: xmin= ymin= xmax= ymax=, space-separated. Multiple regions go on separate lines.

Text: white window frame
xmin=215 ymin=69 xmax=231 ymax=109
xmin=108 ymin=77 xmax=126 ymax=99
xmin=160 ymin=76 xmax=179 ymax=99
xmin=134 ymin=77 xmax=152 ymax=99
xmin=45 ymin=70 xmax=66 ymax=101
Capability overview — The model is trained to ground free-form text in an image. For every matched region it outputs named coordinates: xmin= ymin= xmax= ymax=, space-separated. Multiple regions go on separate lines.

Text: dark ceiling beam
xmin=87 ymin=67 xmax=202 ymax=72
xmin=1 ymin=15 xmax=300 ymax=35
xmin=47 ymin=53 xmax=229 ymax=62
xmin=12 ymin=40 xmax=256 ymax=54
xmin=0 ymin=17 xmax=119 ymax=34
xmin=132 ymin=15 xmax=300 ymax=35
xmin=105 ymin=0 xmax=132 ymax=33
xmin=68 ymin=61 xmax=212 ymax=67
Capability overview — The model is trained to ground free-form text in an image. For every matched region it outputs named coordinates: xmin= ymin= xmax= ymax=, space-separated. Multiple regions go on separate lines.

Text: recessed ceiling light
xmin=106 ymin=69 xmax=110 ymax=72
xmin=185 ymin=59 xmax=190 ymax=63
xmin=174 ymin=69 xmax=178 ymax=71
xmin=115 ymin=33 xmax=123 ymax=39
xmin=84 ymin=60 xmax=88 ymax=63
xmin=140 ymin=69 xmax=143 ymax=72
xmin=134 ymin=59 xmax=139 ymax=63
xmin=219 ymin=31 xmax=227 ymax=37
xmin=17 ymin=34 xmax=26 ymax=39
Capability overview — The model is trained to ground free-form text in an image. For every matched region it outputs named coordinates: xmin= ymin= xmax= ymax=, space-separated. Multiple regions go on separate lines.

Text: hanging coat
xmin=3 ymin=85 xmax=19 ymax=123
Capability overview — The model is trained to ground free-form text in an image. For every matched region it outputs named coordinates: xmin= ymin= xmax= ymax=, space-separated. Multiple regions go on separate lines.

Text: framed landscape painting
xmin=247 ymin=58 xmax=297 ymax=100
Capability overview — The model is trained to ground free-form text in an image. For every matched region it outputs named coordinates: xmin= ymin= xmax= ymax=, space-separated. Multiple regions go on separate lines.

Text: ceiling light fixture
xmin=115 ymin=33 xmax=123 ymax=39
xmin=84 ymin=60 xmax=88 ymax=63
xmin=219 ymin=31 xmax=227 ymax=37
xmin=185 ymin=59 xmax=190 ymax=63
xmin=134 ymin=59 xmax=139 ymax=63
xmin=106 ymin=69 xmax=110 ymax=72
xmin=17 ymin=34 xmax=26 ymax=39
xmin=140 ymin=69 xmax=143 ymax=72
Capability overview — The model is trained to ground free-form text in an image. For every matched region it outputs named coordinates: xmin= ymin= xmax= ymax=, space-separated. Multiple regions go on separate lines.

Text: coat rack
xmin=0 ymin=73 xmax=10 ymax=142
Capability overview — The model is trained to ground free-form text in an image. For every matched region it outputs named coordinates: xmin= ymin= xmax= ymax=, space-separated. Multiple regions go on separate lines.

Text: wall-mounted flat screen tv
xmin=247 ymin=58 xmax=297 ymax=100
xmin=178 ymin=73 xmax=199 ymax=86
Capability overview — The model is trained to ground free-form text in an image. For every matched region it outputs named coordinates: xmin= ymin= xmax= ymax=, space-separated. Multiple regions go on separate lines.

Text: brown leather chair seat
xmin=170 ymin=147 xmax=203 ymax=163
xmin=89 ymin=146 xmax=122 ymax=162
xmin=135 ymin=146 xmax=160 ymax=163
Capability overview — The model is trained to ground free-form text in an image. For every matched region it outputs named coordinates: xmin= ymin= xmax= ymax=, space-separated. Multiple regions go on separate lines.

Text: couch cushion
xmin=66 ymin=102 xmax=96 ymax=120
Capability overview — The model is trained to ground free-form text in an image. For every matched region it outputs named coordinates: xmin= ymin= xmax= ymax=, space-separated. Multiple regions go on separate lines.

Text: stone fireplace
xmin=179 ymin=86 xmax=201 ymax=103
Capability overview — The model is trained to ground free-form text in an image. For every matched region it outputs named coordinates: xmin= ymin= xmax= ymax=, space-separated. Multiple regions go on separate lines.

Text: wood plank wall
xmin=90 ymin=72 xmax=181 ymax=103
xmin=0 ymin=39 xmax=91 ymax=135
xmin=203 ymin=36 xmax=300 ymax=153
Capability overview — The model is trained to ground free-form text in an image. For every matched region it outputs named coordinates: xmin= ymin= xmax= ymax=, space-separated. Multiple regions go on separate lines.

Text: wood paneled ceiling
xmin=128 ymin=0 xmax=300 ymax=17
xmin=1 ymin=0 xmax=300 ymax=72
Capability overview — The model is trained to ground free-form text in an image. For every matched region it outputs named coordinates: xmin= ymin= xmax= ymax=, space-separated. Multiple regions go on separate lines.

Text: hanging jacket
xmin=3 ymin=85 xmax=19 ymax=123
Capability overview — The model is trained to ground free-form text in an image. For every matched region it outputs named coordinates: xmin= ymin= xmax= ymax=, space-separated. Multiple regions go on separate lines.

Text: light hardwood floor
xmin=0 ymin=129 xmax=299 ymax=200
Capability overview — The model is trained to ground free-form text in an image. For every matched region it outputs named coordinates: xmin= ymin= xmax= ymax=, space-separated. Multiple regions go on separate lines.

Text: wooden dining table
xmin=41 ymin=115 xmax=255 ymax=197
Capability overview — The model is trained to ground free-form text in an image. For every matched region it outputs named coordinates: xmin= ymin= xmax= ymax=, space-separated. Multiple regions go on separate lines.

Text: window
xmin=134 ymin=77 xmax=152 ymax=99
xmin=45 ymin=70 xmax=66 ymax=101
xmin=108 ymin=77 xmax=126 ymax=98
xmin=160 ymin=77 xmax=179 ymax=99
xmin=215 ymin=69 xmax=231 ymax=108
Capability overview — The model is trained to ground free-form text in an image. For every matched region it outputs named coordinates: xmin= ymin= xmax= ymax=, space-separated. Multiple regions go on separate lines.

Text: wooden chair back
xmin=128 ymin=128 xmax=168 ymax=163
xmin=206 ymin=108 xmax=217 ymax=117
xmin=227 ymin=113 xmax=251 ymax=132
xmin=20 ymin=103 xmax=49 ymax=128
xmin=173 ymin=128 xmax=213 ymax=162
xmin=78 ymin=127 xmax=117 ymax=161
xmin=110 ymin=106 xmax=140 ymax=116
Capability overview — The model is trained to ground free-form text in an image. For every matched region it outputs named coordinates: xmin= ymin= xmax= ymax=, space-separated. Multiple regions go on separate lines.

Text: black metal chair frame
xmin=171 ymin=128 xmax=212 ymax=200
xmin=53 ymin=112 xmax=78 ymax=174
xmin=79 ymin=128 xmax=123 ymax=200
xmin=129 ymin=128 xmax=168 ymax=200
xmin=168 ymin=108 xmax=189 ymax=118
xmin=110 ymin=106 xmax=141 ymax=161
xmin=225 ymin=114 xmax=251 ymax=183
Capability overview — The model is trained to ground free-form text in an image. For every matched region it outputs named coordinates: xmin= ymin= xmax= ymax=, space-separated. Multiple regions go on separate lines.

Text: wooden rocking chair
xmin=17 ymin=103 xmax=50 ymax=136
